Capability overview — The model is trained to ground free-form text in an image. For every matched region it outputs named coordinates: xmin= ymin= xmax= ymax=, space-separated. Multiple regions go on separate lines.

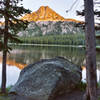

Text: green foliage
xmin=0 ymin=0 xmax=31 ymax=93
xmin=0 ymin=86 xmax=12 ymax=93
xmin=0 ymin=96 xmax=10 ymax=100
xmin=19 ymin=34 xmax=85 ymax=45
xmin=6 ymin=86 xmax=13 ymax=93
xmin=0 ymin=0 xmax=31 ymax=52
xmin=0 ymin=88 xmax=11 ymax=100
xmin=19 ymin=33 xmax=100 ymax=45
xmin=75 ymin=81 xmax=100 ymax=92
xmin=97 ymin=82 xmax=100 ymax=88
xmin=0 ymin=86 xmax=12 ymax=99
xmin=75 ymin=82 xmax=87 ymax=91
xmin=98 ymin=97 xmax=100 ymax=100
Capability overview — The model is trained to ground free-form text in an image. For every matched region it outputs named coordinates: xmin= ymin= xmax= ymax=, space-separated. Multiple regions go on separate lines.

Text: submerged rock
xmin=10 ymin=57 xmax=82 ymax=100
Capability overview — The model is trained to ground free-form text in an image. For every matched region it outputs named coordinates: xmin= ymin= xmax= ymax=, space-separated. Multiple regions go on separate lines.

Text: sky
xmin=22 ymin=0 xmax=84 ymax=21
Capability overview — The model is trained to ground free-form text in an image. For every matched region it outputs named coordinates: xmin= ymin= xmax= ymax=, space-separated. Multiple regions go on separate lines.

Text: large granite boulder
xmin=10 ymin=57 xmax=82 ymax=100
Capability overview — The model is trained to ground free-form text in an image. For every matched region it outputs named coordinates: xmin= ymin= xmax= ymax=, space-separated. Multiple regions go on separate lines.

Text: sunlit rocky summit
xmin=21 ymin=6 xmax=82 ymax=23
xmin=18 ymin=6 xmax=84 ymax=36
xmin=21 ymin=6 xmax=64 ymax=21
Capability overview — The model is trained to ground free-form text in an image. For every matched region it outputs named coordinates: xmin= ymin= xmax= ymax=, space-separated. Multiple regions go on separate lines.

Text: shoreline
xmin=8 ymin=43 xmax=100 ymax=50
xmin=8 ymin=43 xmax=85 ymax=48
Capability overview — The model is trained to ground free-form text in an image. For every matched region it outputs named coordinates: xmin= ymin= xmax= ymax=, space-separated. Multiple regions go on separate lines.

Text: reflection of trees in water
xmin=8 ymin=49 xmax=42 ymax=64
xmin=8 ymin=46 xmax=100 ymax=67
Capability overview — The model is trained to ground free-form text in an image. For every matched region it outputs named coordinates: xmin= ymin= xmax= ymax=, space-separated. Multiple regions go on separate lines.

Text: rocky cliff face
xmin=18 ymin=21 xmax=84 ymax=36
xmin=19 ymin=6 xmax=84 ymax=36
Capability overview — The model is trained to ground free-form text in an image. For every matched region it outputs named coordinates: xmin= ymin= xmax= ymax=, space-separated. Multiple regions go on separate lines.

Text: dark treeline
xmin=19 ymin=34 xmax=100 ymax=46
xmin=20 ymin=34 xmax=85 ymax=45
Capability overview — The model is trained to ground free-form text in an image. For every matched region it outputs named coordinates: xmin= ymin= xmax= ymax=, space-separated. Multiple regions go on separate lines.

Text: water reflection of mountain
xmin=0 ymin=57 xmax=26 ymax=69
xmin=8 ymin=46 xmax=86 ymax=67
xmin=0 ymin=46 xmax=100 ymax=69
xmin=0 ymin=46 xmax=100 ymax=86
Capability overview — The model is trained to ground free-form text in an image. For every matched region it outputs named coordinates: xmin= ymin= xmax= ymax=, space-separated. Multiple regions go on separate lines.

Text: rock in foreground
xmin=10 ymin=57 xmax=82 ymax=100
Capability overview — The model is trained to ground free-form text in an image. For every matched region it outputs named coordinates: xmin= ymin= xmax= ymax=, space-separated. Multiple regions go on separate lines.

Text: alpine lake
xmin=0 ymin=44 xmax=100 ymax=87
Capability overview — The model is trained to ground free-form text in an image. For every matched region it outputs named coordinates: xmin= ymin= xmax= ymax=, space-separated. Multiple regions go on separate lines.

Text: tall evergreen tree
xmin=0 ymin=0 xmax=30 ymax=93
xmin=84 ymin=0 xmax=97 ymax=100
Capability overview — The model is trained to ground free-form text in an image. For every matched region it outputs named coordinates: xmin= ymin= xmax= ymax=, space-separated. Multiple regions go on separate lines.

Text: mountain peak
xmin=39 ymin=6 xmax=49 ymax=9
xmin=21 ymin=6 xmax=65 ymax=21
xmin=21 ymin=6 xmax=82 ymax=23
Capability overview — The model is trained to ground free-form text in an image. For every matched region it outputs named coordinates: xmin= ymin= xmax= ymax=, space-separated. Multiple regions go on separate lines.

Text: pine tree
xmin=84 ymin=0 xmax=97 ymax=99
xmin=0 ymin=0 xmax=30 ymax=93
xmin=73 ymin=0 xmax=97 ymax=99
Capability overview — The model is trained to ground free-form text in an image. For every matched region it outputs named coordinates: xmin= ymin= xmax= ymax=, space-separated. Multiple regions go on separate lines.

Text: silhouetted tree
xmin=0 ymin=0 xmax=30 ymax=93
xmin=77 ymin=0 xmax=100 ymax=30
xmin=69 ymin=0 xmax=98 ymax=99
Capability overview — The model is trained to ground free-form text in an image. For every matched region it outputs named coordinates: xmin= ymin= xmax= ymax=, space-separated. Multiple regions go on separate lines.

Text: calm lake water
xmin=0 ymin=45 xmax=100 ymax=86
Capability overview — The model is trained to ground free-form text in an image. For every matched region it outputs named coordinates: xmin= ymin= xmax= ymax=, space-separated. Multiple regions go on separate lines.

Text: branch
xmin=66 ymin=0 xmax=78 ymax=12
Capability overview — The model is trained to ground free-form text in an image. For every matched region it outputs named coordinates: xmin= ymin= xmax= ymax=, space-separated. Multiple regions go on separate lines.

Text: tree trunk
xmin=1 ymin=0 xmax=10 ymax=93
xmin=84 ymin=0 xmax=97 ymax=100
xmin=1 ymin=50 xmax=7 ymax=93
xmin=1 ymin=17 xmax=8 ymax=94
xmin=1 ymin=27 xmax=8 ymax=93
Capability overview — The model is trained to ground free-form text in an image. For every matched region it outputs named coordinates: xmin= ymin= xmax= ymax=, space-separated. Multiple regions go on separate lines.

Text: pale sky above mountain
xmin=22 ymin=0 xmax=84 ymax=21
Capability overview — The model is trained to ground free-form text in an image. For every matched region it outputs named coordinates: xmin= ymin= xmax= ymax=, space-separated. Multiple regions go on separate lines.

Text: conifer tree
xmin=71 ymin=0 xmax=97 ymax=99
xmin=0 ymin=0 xmax=30 ymax=93
xmin=84 ymin=0 xmax=97 ymax=99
